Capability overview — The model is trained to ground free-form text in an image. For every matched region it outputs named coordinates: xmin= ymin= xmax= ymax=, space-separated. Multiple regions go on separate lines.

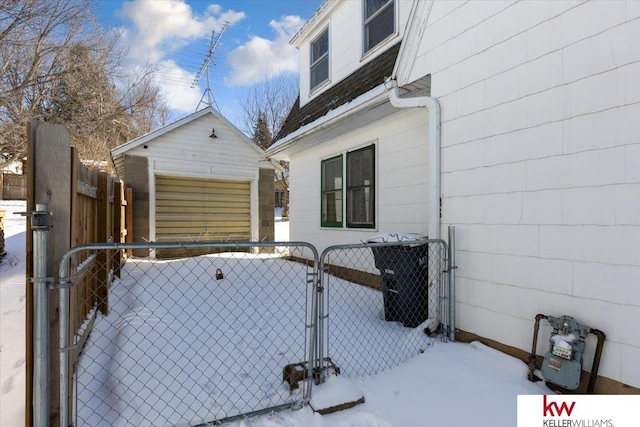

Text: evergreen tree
xmin=252 ymin=110 xmax=272 ymax=150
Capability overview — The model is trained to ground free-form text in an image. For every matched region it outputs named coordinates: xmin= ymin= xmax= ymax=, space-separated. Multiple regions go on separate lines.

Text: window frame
xmin=310 ymin=28 xmax=330 ymax=91
xmin=320 ymin=145 xmax=377 ymax=229
xmin=320 ymin=154 xmax=343 ymax=228
xmin=345 ymin=144 xmax=376 ymax=229
xmin=363 ymin=0 xmax=395 ymax=54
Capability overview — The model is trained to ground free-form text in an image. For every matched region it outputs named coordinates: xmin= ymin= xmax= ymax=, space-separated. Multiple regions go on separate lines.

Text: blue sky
xmin=96 ymin=0 xmax=323 ymax=127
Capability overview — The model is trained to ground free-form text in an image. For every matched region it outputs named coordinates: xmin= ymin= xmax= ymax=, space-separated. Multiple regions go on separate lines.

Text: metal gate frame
xmin=26 ymin=218 xmax=455 ymax=426
xmin=314 ymin=233 xmax=455 ymax=381
xmin=57 ymin=241 xmax=319 ymax=427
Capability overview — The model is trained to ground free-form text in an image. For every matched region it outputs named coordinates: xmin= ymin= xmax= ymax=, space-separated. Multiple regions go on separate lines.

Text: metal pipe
xmin=587 ymin=328 xmax=606 ymax=393
xmin=32 ymin=204 xmax=50 ymax=427
xmin=316 ymin=260 xmax=326 ymax=383
xmin=385 ymin=78 xmax=441 ymax=240
xmin=304 ymin=248 xmax=320 ymax=402
xmin=527 ymin=313 xmax=548 ymax=382
xmin=59 ymin=249 xmax=70 ymax=427
xmin=448 ymin=226 xmax=456 ymax=341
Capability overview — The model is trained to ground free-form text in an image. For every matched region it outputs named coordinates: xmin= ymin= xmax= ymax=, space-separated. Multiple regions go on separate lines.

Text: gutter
xmin=384 ymin=78 xmax=441 ymax=240
xmin=266 ymin=84 xmax=389 ymax=158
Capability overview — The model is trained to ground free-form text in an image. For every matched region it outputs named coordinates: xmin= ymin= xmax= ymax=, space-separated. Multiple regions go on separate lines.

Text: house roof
xmin=272 ymin=42 xmax=401 ymax=144
xmin=290 ymin=0 xmax=337 ymax=46
xmin=111 ymin=106 xmax=264 ymax=157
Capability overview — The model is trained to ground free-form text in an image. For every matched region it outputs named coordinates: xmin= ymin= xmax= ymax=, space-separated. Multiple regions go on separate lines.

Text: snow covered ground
xmin=0 ymin=200 xmax=27 ymax=427
xmin=0 ymin=201 xmax=551 ymax=427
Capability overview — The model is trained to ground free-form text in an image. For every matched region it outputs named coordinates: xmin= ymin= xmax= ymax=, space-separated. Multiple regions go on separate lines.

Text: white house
xmin=112 ymin=107 xmax=275 ymax=256
xmin=267 ymin=0 xmax=640 ymax=392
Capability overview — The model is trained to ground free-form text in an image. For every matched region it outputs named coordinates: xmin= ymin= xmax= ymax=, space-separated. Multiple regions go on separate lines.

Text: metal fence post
xmin=448 ymin=226 xmax=456 ymax=342
xmin=59 ymin=248 xmax=71 ymax=427
xmin=31 ymin=204 xmax=52 ymax=427
xmin=304 ymin=253 xmax=320 ymax=402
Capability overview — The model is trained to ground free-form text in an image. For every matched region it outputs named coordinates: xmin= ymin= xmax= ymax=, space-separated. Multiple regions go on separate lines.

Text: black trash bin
xmin=370 ymin=236 xmax=429 ymax=328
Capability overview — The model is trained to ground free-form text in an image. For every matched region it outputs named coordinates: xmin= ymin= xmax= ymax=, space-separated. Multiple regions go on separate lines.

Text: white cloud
xmin=225 ymin=15 xmax=305 ymax=87
xmin=114 ymin=1 xmax=245 ymax=113
xmin=117 ymin=0 xmax=245 ymax=62
xmin=154 ymin=60 xmax=203 ymax=113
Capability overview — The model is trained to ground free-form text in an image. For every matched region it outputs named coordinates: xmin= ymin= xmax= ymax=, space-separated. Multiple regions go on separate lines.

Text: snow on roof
xmin=269 ymin=42 xmax=400 ymax=153
xmin=267 ymin=84 xmax=388 ymax=154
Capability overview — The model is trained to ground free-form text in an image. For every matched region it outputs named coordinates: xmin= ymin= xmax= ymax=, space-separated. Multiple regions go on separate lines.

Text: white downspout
xmin=384 ymin=78 xmax=441 ymax=239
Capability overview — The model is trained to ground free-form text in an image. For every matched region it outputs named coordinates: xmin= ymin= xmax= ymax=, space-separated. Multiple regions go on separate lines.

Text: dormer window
xmin=364 ymin=0 xmax=395 ymax=53
xmin=310 ymin=29 xmax=329 ymax=91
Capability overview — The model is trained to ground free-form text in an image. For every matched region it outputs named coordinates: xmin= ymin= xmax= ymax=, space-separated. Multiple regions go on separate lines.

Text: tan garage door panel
xmin=155 ymin=176 xmax=250 ymax=242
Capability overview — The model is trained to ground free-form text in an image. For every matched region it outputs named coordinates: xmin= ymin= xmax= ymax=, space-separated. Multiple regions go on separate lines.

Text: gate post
xmin=31 ymin=204 xmax=53 ymax=427
xmin=448 ymin=226 xmax=457 ymax=342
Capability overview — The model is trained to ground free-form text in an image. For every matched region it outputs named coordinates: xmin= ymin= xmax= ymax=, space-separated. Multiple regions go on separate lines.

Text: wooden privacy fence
xmin=25 ymin=120 xmax=133 ymax=427
xmin=0 ymin=172 xmax=27 ymax=200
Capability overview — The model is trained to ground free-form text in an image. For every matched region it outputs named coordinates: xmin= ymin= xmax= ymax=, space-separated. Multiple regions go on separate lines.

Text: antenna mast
xmin=192 ymin=21 xmax=229 ymax=112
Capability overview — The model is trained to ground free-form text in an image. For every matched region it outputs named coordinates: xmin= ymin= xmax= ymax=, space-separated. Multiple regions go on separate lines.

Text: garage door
xmin=155 ymin=175 xmax=251 ymax=243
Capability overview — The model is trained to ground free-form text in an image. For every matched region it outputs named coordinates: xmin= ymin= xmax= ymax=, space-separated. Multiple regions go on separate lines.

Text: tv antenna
xmin=192 ymin=22 xmax=229 ymax=112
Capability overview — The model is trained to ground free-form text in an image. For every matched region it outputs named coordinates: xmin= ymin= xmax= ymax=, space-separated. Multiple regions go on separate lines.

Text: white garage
xmin=111 ymin=107 xmax=275 ymax=257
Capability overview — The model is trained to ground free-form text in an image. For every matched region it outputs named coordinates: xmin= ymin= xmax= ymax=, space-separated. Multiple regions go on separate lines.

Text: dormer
xmin=293 ymin=0 xmax=413 ymax=108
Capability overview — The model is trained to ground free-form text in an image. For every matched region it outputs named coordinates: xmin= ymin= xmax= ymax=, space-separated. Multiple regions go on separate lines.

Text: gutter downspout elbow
xmin=385 ymin=78 xmax=441 ymax=240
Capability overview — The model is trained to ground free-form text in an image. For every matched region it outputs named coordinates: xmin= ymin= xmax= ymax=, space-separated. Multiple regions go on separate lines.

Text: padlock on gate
xmin=215 ymin=268 xmax=224 ymax=280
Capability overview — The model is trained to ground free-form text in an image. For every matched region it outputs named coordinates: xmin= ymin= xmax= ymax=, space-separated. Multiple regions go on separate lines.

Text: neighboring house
xmin=267 ymin=0 xmax=640 ymax=392
xmin=112 ymin=106 xmax=275 ymax=257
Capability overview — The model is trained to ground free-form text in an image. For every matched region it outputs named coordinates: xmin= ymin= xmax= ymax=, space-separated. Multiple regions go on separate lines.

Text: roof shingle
xmin=273 ymin=42 xmax=401 ymax=143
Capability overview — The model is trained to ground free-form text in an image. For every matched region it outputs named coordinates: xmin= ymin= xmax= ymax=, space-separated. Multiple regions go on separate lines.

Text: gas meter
xmin=540 ymin=315 xmax=589 ymax=390
xmin=528 ymin=314 xmax=605 ymax=392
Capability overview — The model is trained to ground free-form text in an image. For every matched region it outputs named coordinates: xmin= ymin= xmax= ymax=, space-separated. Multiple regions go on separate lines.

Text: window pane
xmin=347 ymin=147 xmax=373 ymax=187
xmin=322 ymin=191 xmax=343 ymax=223
xmin=311 ymin=57 xmax=328 ymax=89
xmin=311 ymin=30 xmax=328 ymax=63
xmin=322 ymin=155 xmax=343 ymax=226
xmin=365 ymin=0 xmax=394 ymax=52
xmin=322 ymin=157 xmax=342 ymax=191
xmin=365 ymin=0 xmax=391 ymax=20
xmin=346 ymin=145 xmax=374 ymax=228
xmin=347 ymin=187 xmax=373 ymax=225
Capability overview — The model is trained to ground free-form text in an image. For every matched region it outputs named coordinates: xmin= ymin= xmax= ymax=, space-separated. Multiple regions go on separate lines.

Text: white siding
xmin=289 ymin=108 xmax=429 ymax=255
xmin=127 ymin=112 xmax=262 ymax=243
xmin=297 ymin=0 xmax=414 ymax=107
xmin=127 ymin=113 xmax=261 ymax=181
xmin=404 ymin=0 xmax=640 ymax=387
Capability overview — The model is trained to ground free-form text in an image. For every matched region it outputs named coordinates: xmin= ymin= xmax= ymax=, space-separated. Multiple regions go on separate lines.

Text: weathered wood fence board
xmin=0 ymin=211 xmax=5 ymax=258
xmin=0 ymin=172 xmax=27 ymax=200
xmin=25 ymin=120 xmax=132 ymax=427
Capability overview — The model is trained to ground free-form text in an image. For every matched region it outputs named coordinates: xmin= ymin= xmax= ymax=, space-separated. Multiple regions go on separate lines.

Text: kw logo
xmin=543 ymin=395 xmax=576 ymax=417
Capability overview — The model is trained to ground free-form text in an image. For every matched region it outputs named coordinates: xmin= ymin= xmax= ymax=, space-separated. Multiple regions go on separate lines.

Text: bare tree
xmin=0 ymin=0 xmax=169 ymax=170
xmin=238 ymin=74 xmax=297 ymax=138
xmin=239 ymin=74 xmax=297 ymax=218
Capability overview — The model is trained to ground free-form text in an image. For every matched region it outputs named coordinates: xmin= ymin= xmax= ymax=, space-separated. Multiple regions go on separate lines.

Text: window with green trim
xmin=321 ymin=155 xmax=343 ymax=227
xmin=346 ymin=145 xmax=375 ymax=228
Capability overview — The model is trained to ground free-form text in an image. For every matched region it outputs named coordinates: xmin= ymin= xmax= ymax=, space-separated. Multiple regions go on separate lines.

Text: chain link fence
xmin=318 ymin=238 xmax=450 ymax=378
xmin=60 ymin=242 xmax=318 ymax=427
xmin=53 ymin=237 xmax=453 ymax=426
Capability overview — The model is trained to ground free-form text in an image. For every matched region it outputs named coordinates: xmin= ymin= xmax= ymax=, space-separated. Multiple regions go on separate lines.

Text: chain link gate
xmin=47 ymin=237 xmax=455 ymax=426
xmin=316 ymin=238 xmax=451 ymax=379
xmin=58 ymin=242 xmax=319 ymax=427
